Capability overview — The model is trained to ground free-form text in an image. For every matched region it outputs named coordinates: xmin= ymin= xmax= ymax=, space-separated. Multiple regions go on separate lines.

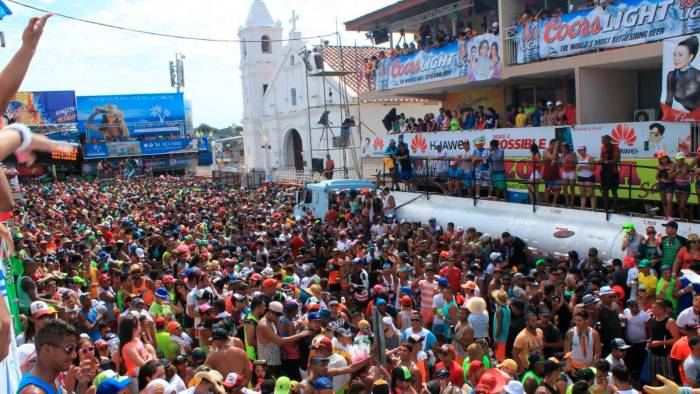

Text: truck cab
xmin=294 ymin=179 xmax=377 ymax=221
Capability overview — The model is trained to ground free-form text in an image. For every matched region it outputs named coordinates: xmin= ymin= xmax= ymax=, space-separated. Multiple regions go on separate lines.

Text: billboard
xmin=363 ymin=122 xmax=691 ymax=201
xmin=4 ymin=91 xmax=76 ymax=125
xmin=661 ymin=33 xmax=700 ymax=121
xmin=374 ymin=33 xmax=500 ymax=91
xmin=84 ymin=138 xmax=198 ymax=159
xmin=77 ymin=93 xmax=186 ymax=141
xmin=516 ymin=0 xmax=700 ymax=64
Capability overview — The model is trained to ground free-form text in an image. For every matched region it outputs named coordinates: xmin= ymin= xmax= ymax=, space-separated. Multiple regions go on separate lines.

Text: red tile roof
xmin=316 ymin=45 xmax=386 ymax=95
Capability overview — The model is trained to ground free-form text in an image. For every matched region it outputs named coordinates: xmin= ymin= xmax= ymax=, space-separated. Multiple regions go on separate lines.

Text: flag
xmin=0 ymin=1 xmax=12 ymax=20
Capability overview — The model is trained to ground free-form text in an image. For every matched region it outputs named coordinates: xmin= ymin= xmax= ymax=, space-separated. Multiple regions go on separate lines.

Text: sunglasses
xmin=81 ymin=346 xmax=95 ymax=354
xmin=47 ymin=342 xmax=77 ymax=355
xmin=36 ymin=314 xmax=53 ymax=321
xmin=411 ymin=318 xmax=421 ymax=322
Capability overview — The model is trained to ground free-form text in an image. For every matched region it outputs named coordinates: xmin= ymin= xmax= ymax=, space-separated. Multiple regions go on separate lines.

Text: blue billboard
xmin=77 ymin=93 xmax=186 ymax=141
xmin=5 ymin=91 xmax=76 ymax=125
xmin=84 ymin=138 xmax=198 ymax=159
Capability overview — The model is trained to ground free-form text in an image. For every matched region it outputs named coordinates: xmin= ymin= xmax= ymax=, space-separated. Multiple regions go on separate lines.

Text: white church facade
xmin=239 ymin=0 xmax=439 ymax=177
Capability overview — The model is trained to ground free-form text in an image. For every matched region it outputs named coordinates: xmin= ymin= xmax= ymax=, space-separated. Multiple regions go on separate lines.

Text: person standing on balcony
xmin=487 ymin=139 xmax=506 ymax=201
xmin=542 ymin=139 xmax=561 ymax=206
xmin=527 ymin=143 xmax=543 ymax=204
xmin=323 ymin=154 xmax=334 ymax=180
xmin=555 ymin=102 xmax=568 ymax=126
xmin=673 ymin=153 xmax=691 ymax=222
xmin=599 ymin=135 xmax=621 ymax=211
xmin=459 ymin=140 xmax=476 ymax=198
xmin=657 ymin=152 xmax=675 ymax=219
xmin=542 ymin=102 xmax=556 ymax=126
xmin=515 ymin=106 xmax=528 ymax=128
xmin=561 ymin=143 xmax=577 ymax=207
xmin=396 ymin=143 xmax=413 ymax=191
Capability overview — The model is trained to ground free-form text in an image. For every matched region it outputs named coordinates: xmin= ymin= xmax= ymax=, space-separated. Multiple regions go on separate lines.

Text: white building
xmin=239 ymin=0 xmax=439 ymax=177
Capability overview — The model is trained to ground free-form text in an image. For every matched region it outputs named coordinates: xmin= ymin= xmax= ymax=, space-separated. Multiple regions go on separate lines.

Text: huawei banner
xmin=661 ymin=33 xmax=700 ymax=121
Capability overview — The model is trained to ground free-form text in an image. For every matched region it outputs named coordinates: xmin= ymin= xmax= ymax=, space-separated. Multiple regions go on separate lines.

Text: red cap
xmin=318 ymin=336 xmax=332 ymax=349
xmin=155 ymin=317 xmax=166 ymax=325
xmin=250 ymin=273 xmax=262 ymax=282
xmin=467 ymin=360 xmax=484 ymax=376
xmin=167 ymin=321 xmax=181 ymax=333
xmin=400 ymin=295 xmax=412 ymax=306
xmin=162 ymin=275 xmax=175 ymax=284
xmin=262 ymin=278 xmax=278 ymax=288
xmin=98 ymin=273 xmax=110 ymax=282
xmin=440 ymin=250 xmax=449 ymax=258
xmin=306 ymin=303 xmax=320 ymax=312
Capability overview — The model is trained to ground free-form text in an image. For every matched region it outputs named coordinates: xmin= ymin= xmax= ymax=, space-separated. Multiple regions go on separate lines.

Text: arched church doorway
xmin=285 ymin=129 xmax=304 ymax=171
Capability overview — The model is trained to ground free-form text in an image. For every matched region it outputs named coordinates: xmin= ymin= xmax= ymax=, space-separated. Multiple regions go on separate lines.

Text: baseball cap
xmin=155 ymin=316 xmax=166 ymax=326
xmin=437 ymin=277 xmax=448 ymax=287
xmin=318 ymin=336 xmax=333 ymax=350
xmin=30 ymin=301 xmax=51 ymax=319
xmin=497 ymin=359 xmax=518 ymax=371
xmin=663 ymin=220 xmax=679 ymax=229
xmin=610 ymin=338 xmax=631 ymax=350
xmin=209 ymin=327 xmax=229 ymax=342
xmin=638 ymin=259 xmax=651 ymax=268
xmin=263 ymin=278 xmax=278 ymax=288
xmin=167 ymin=321 xmax=181 ymax=333
xmin=268 ymin=301 xmax=284 ymax=313
xmin=223 ymin=373 xmax=244 ymax=388
xmin=400 ymin=295 xmax=412 ymax=306
xmin=622 ymin=222 xmax=634 ymax=231
xmin=96 ymin=374 xmax=132 ymax=394
xmin=314 ymin=377 xmax=333 ymax=391
xmin=307 ymin=312 xmax=320 ymax=321
xmin=467 ymin=360 xmax=484 ymax=377
xmin=154 ymin=288 xmax=170 ymax=301
xmin=274 ymin=376 xmax=292 ymax=394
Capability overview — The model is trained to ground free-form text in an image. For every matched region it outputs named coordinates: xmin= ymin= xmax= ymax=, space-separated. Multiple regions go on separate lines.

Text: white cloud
xmin=0 ymin=0 xmax=394 ymax=128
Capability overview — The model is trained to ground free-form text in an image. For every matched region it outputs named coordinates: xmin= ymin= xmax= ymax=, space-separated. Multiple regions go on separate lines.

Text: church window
xmin=290 ymin=56 xmax=295 ymax=65
xmin=263 ymin=84 xmax=268 ymax=96
xmin=261 ymin=35 xmax=271 ymax=54
xmin=291 ymin=88 xmax=297 ymax=106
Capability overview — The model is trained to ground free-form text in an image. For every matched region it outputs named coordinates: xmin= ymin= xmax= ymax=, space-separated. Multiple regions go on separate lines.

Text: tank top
xmin=521 ymin=370 xmax=542 ymax=385
xmin=79 ymin=308 xmax=101 ymax=341
xmin=562 ymin=152 xmax=576 ymax=172
xmin=18 ymin=276 xmax=33 ymax=313
xmin=132 ymin=280 xmax=155 ymax=306
xmin=257 ymin=318 xmax=282 ymax=366
xmin=570 ymin=326 xmax=594 ymax=365
xmin=122 ymin=339 xmax=148 ymax=377
xmin=530 ymin=154 xmax=542 ymax=174
xmin=468 ymin=312 xmax=489 ymax=339
xmin=650 ymin=316 xmax=672 ymax=356
xmin=244 ymin=313 xmax=259 ymax=361
xmin=442 ymin=301 xmax=456 ymax=340
xmin=278 ymin=315 xmax=301 ymax=360
xmin=577 ymin=155 xmax=594 ymax=177
xmin=542 ymin=150 xmax=560 ymax=181
xmin=17 ymin=374 xmax=63 ymax=394
xmin=492 ymin=305 xmax=511 ymax=343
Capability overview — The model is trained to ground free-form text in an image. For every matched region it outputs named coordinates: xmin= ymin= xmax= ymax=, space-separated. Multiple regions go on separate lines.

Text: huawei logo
xmin=411 ymin=134 xmax=427 ymax=154
xmin=373 ymin=137 xmax=384 ymax=151
xmin=611 ymin=124 xmax=637 ymax=147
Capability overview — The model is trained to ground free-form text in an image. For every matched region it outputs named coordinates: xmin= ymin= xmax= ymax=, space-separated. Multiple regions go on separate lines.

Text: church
xmin=239 ymin=0 xmax=439 ymax=178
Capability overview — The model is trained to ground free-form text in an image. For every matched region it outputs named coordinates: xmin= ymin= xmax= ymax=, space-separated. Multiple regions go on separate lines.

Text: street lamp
xmin=261 ymin=135 xmax=272 ymax=181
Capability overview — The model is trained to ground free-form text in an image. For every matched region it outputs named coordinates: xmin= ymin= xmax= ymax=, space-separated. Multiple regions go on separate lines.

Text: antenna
xmin=170 ymin=53 xmax=185 ymax=93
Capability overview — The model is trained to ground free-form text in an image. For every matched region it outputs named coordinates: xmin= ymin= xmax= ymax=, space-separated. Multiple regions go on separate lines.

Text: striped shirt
xmin=419 ymin=279 xmax=438 ymax=311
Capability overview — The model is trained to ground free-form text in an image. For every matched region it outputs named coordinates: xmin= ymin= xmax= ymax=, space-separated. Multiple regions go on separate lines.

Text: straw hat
xmin=491 ymin=290 xmax=509 ymax=306
xmin=466 ymin=296 xmax=487 ymax=314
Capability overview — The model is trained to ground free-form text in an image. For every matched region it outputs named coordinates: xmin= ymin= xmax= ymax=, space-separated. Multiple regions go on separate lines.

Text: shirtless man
xmin=205 ymin=327 xmax=251 ymax=384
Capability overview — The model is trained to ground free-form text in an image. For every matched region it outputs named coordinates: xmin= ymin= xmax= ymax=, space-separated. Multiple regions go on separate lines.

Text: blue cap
xmin=376 ymin=298 xmax=387 ymax=306
xmin=314 ymin=377 xmax=333 ymax=390
xmin=154 ymin=287 xmax=170 ymax=301
xmin=98 ymin=251 xmax=109 ymax=259
xmin=352 ymin=258 xmax=362 ymax=265
xmin=97 ymin=376 xmax=132 ymax=394
xmin=437 ymin=277 xmax=448 ymax=287
xmin=308 ymin=312 xmax=320 ymax=321
xmin=400 ymin=286 xmax=413 ymax=297
xmin=319 ymin=309 xmax=332 ymax=318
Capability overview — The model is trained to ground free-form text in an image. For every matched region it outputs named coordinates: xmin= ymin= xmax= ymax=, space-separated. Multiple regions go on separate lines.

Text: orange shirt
xmin=671 ymin=335 xmax=692 ymax=384
xmin=676 ymin=247 xmax=700 ymax=270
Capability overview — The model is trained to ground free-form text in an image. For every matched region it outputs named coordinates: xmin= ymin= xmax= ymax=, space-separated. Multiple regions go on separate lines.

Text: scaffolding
xmin=303 ymin=33 xmax=364 ymax=180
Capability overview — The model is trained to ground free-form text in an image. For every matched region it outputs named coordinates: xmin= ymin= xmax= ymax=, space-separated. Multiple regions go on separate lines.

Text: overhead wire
xmin=5 ymin=0 xmax=340 ymax=43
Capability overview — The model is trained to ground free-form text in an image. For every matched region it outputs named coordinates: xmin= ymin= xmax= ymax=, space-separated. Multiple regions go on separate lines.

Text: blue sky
xmin=0 ymin=0 xmax=395 ymax=128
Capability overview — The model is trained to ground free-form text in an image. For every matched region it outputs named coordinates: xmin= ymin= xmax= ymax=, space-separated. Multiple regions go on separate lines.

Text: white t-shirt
xmin=432 ymin=293 xmax=446 ymax=325
xmin=371 ymin=223 xmax=387 ymax=238
xmin=605 ymin=353 xmax=625 ymax=369
xmin=327 ymin=353 xmax=349 ymax=391
xmin=685 ymin=354 xmax=700 ymax=385
xmin=677 ymin=307 xmax=700 ymax=329
xmin=336 ymin=239 xmax=352 ymax=252
xmin=459 ymin=148 xmax=475 ymax=172
xmin=170 ymin=374 xmax=186 ymax=393
xmin=616 ymin=389 xmax=639 ymax=394
xmin=435 ymin=149 xmax=448 ymax=174
xmin=623 ymin=308 xmax=649 ymax=344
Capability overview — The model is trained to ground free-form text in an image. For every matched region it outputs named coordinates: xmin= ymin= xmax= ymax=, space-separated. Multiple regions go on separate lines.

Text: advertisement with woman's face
xmin=661 ymin=34 xmax=700 ymax=122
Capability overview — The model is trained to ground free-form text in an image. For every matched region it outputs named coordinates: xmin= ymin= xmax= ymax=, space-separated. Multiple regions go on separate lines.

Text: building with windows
xmin=239 ymin=0 xmax=439 ymax=177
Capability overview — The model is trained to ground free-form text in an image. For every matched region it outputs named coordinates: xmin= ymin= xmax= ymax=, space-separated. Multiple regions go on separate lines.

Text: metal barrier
xmin=374 ymin=156 xmax=698 ymax=221
xmin=504 ymin=26 xmax=519 ymax=66
xmin=211 ymin=170 xmax=265 ymax=188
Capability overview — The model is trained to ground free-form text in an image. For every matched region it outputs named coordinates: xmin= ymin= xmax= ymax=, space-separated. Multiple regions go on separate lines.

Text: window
xmin=263 ymin=84 xmax=268 ymax=96
xmin=291 ymin=88 xmax=297 ymax=106
xmin=290 ymin=56 xmax=295 ymax=65
xmin=261 ymin=35 xmax=271 ymax=54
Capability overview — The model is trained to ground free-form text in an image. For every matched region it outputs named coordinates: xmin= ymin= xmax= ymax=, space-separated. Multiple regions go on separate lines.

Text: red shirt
xmin=435 ymin=360 xmax=464 ymax=386
xmin=325 ymin=209 xmax=338 ymax=223
xmin=671 ymin=335 xmax=691 ymax=384
xmin=600 ymin=144 xmax=621 ymax=174
xmin=439 ymin=266 xmax=462 ymax=293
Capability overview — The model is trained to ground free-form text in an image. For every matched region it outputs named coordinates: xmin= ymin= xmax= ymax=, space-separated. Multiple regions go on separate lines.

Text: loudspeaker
xmin=311 ymin=158 xmax=324 ymax=173
xmin=318 ymin=111 xmax=330 ymax=127
xmin=372 ymin=28 xmax=389 ymax=45
xmin=382 ymin=108 xmax=397 ymax=131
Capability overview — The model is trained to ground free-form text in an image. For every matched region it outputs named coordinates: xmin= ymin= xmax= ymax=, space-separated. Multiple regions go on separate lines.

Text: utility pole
xmin=169 ymin=53 xmax=185 ymax=93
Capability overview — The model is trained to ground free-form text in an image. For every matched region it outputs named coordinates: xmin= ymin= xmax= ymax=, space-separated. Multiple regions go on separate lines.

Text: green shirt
xmin=656 ymin=277 xmax=677 ymax=314
xmin=662 ymin=236 xmax=683 ymax=267
xmin=149 ymin=302 xmax=175 ymax=318
xmin=155 ymin=330 xmax=179 ymax=360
